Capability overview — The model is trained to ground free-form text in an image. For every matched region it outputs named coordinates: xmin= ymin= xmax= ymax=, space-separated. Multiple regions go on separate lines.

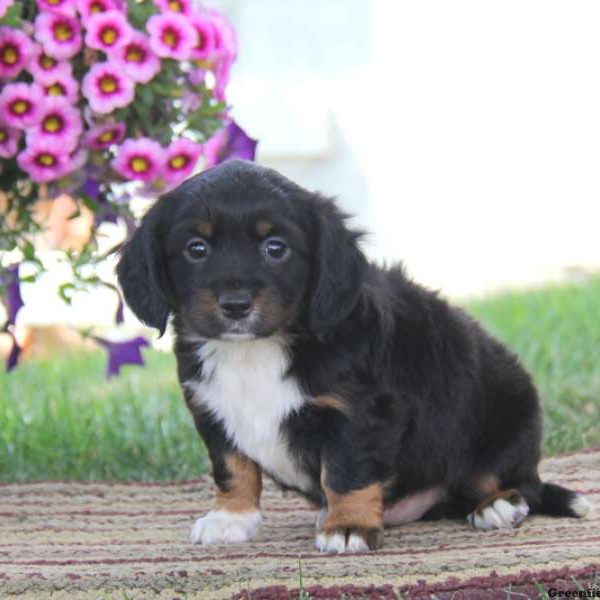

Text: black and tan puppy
xmin=117 ymin=159 xmax=590 ymax=553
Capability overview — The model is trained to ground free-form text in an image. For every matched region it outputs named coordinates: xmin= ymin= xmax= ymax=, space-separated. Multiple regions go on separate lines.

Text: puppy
xmin=117 ymin=159 xmax=590 ymax=553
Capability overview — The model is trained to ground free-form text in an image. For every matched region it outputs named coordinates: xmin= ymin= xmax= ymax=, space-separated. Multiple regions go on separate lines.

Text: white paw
xmin=569 ymin=494 xmax=592 ymax=518
xmin=190 ymin=510 xmax=262 ymax=545
xmin=315 ymin=530 xmax=371 ymax=554
xmin=467 ymin=497 xmax=529 ymax=530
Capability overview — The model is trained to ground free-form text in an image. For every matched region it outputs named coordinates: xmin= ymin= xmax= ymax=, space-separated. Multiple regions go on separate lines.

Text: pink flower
xmin=0 ymin=27 xmax=34 ymax=80
xmin=34 ymin=12 xmax=82 ymax=60
xmin=207 ymin=9 xmax=236 ymax=61
xmin=189 ymin=15 xmax=215 ymax=61
xmin=36 ymin=0 xmax=77 ymax=16
xmin=0 ymin=0 xmax=13 ymax=19
xmin=204 ymin=11 xmax=237 ymax=100
xmin=27 ymin=96 xmax=82 ymax=151
xmin=41 ymin=68 xmax=79 ymax=103
xmin=146 ymin=13 xmax=197 ymax=60
xmin=64 ymin=146 xmax=87 ymax=172
xmin=84 ymin=121 xmax=125 ymax=149
xmin=17 ymin=137 xmax=71 ymax=183
xmin=111 ymin=137 xmax=164 ymax=182
xmin=85 ymin=10 xmax=133 ymax=52
xmin=114 ymin=32 xmax=160 ymax=83
xmin=163 ymin=138 xmax=201 ymax=183
xmin=0 ymin=82 xmax=43 ymax=129
xmin=76 ymin=0 xmax=121 ymax=22
xmin=213 ymin=57 xmax=233 ymax=101
xmin=27 ymin=44 xmax=71 ymax=83
xmin=154 ymin=0 xmax=191 ymax=15
xmin=0 ymin=123 xmax=21 ymax=158
xmin=82 ymin=61 xmax=135 ymax=114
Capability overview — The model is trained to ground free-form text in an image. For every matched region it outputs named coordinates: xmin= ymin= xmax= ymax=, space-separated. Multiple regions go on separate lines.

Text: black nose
xmin=218 ymin=291 xmax=252 ymax=320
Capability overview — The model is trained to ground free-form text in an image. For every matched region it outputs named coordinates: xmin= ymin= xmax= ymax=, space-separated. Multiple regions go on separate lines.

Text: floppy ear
xmin=116 ymin=198 xmax=172 ymax=335
xmin=307 ymin=197 xmax=367 ymax=337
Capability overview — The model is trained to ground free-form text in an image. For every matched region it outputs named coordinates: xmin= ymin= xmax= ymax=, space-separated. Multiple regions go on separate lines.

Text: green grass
xmin=0 ymin=350 xmax=205 ymax=482
xmin=1 ymin=274 xmax=598 ymax=482
xmin=466 ymin=273 xmax=600 ymax=455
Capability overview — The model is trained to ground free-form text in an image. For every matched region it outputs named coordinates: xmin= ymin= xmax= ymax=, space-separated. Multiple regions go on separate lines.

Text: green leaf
xmin=58 ymin=283 xmax=76 ymax=305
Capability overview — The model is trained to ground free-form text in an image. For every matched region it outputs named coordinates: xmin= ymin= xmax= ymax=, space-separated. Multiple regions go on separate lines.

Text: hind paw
xmin=467 ymin=490 xmax=529 ymax=530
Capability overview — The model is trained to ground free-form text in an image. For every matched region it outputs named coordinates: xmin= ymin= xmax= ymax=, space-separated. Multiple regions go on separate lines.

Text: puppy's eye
xmin=263 ymin=238 xmax=289 ymax=261
xmin=185 ymin=239 xmax=210 ymax=262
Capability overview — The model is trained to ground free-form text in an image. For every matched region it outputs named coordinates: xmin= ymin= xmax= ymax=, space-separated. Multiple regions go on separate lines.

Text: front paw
xmin=190 ymin=509 xmax=262 ymax=545
xmin=316 ymin=527 xmax=384 ymax=553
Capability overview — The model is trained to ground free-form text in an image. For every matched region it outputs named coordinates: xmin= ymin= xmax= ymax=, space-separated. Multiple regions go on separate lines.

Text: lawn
xmin=1 ymin=274 xmax=599 ymax=482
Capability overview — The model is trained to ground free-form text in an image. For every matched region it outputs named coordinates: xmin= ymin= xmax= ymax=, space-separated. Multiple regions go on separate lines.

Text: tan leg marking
xmin=190 ymin=454 xmax=262 ymax=545
xmin=317 ymin=467 xmax=384 ymax=552
xmin=215 ymin=453 xmax=262 ymax=513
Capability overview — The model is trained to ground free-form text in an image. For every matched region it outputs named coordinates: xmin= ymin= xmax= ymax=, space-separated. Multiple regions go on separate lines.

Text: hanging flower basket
xmin=0 ymin=0 xmax=258 ymax=374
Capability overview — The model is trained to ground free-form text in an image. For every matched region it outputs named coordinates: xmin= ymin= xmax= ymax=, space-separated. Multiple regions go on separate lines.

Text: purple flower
xmin=17 ymin=137 xmax=71 ymax=183
xmin=34 ymin=12 xmax=82 ymax=60
xmin=27 ymin=44 xmax=72 ymax=83
xmin=1 ymin=264 xmax=24 ymax=326
xmin=36 ymin=0 xmax=77 ymax=15
xmin=76 ymin=0 xmax=121 ymax=22
xmin=27 ymin=96 xmax=82 ymax=151
xmin=84 ymin=121 xmax=125 ymax=149
xmin=146 ymin=12 xmax=197 ymax=60
xmin=41 ymin=68 xmax=79 ymax=103
xmin=204 ymin=121 xmax=257 ymax=168
xmin=6 ymin=333 xmax=21 ymax=372
xmin=163 ymin=137 xmax=202 ymax=184
xmin=85 ymin=10 xmax=133 ymax=53
xmin=0 ymin=27 xmax=35 ymax=80
xmin=111 ymin=137 xmax=164 ymax=183
xmin=0 ymin=0 xmax=14 ymax=19
xmin=189 ymin=14 xmax=215 ymax=61
xmin=114 ymin=32 xmax=160 ymax=84
xmin=92 ymin=335 xmax=149 ymax=378
xmin=82 ymin=61 xmax=135 ymax=114
xmin=154 ymin=0 xmax=192 ymax=15
xmin=188 ymin=67 xmax=205 ymax=87
xmin=0 ymin=123 xmax=21 ymax=159
xmin=0 ymin=82 xmax=44 ymax=129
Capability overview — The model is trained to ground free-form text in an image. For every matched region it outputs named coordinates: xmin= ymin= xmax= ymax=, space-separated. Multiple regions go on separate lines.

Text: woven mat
xmin=1 ymin=449 xmax=599 ymax=599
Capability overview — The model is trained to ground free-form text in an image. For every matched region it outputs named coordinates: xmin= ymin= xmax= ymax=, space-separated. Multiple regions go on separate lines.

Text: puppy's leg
xmin=316 ymin=466 xmax=384 ymax=554
xmin=191 ymin=453 xmax=262 ymax=545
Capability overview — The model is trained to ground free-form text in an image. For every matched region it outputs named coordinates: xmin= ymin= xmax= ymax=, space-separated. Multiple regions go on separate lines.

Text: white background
xmin=226 ymin=0 xmax=600 ymax=297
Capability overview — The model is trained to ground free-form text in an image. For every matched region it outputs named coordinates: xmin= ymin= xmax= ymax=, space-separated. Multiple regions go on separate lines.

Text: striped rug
xmin=1 ymin=449 xmax=599 ymax=599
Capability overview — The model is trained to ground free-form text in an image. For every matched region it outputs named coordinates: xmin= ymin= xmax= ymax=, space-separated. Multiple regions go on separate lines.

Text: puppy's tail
xmin=526 ymin=482 xmax=592 ymax=518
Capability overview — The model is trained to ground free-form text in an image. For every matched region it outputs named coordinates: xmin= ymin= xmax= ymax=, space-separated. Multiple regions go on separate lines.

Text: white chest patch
xmin=185 ymin=337 xmax=313 ymax=493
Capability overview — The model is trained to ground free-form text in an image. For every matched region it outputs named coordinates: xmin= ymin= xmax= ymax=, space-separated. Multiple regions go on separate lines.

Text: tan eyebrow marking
xmin=196 ymin=221 xmax=213 ymax=238
xmin=255 ymin=220 xmax=273 ymax=237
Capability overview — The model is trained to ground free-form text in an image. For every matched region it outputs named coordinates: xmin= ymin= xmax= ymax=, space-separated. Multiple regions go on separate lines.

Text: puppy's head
xmin=116 ymin=159 xmax=366 ymax=341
